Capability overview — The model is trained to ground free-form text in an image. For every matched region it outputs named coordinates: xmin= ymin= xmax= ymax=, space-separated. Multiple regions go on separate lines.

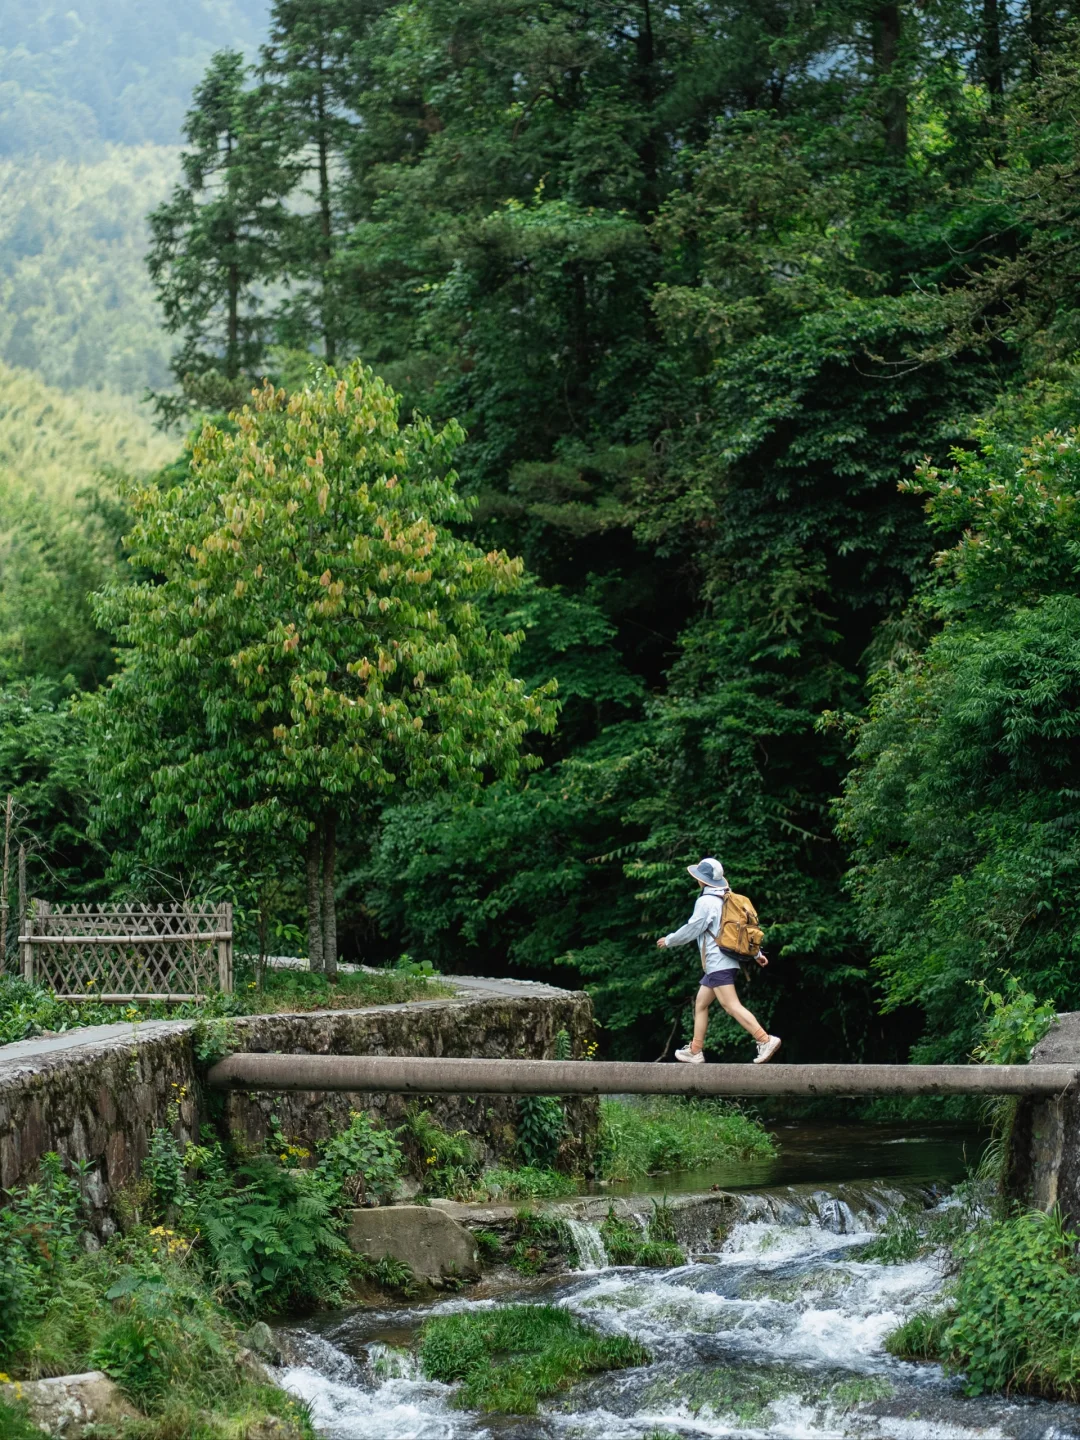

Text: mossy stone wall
xmin=0 ymin=987 xmax=598 ymax=1234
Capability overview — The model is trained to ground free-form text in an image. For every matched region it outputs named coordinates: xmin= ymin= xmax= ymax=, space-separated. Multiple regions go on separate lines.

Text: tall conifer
xmin=147 ymin=51 xmax=293 ymax=424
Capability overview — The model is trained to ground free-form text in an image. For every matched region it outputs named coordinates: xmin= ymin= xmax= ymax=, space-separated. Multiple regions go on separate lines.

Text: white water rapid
xmin=275 ymin=1182 xmax=1080 ymax=1440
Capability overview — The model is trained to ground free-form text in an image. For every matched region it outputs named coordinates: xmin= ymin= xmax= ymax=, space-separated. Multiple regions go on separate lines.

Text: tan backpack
xmin=702 ymin=892 xmax=764 ymax=963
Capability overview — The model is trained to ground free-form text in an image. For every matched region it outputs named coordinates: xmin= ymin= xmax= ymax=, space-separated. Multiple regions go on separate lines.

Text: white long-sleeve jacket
xmin=662 ymin=885 xmax=743 ymax=973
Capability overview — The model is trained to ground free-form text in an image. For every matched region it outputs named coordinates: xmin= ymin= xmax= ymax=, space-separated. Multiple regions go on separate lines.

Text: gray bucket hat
xmin=687 ymin=857 xmax=727 ymax=887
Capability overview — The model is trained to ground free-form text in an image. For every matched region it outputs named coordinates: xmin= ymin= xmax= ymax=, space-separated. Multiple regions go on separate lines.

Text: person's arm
xmin=656 ymin=897 xmax=710 ymax=949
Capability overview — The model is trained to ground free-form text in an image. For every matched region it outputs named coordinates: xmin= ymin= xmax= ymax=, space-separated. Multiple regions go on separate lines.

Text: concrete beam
xmin=205 ymin=1054 xmax=1080 ymax=1097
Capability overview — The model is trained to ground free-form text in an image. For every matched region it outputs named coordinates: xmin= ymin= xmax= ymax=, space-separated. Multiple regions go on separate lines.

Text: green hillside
xmin=0 ymin=145 xmax=178 ymax=395
xmin=0 ymin=0 xmax=268 ymax=158
xmin=0 ymin=360 xmax=173 ymax=502
xmin=0 ymin=362 xmax=174 ymax=688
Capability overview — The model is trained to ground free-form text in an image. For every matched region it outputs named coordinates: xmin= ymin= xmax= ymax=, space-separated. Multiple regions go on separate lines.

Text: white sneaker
xmin=674 ymin=1045 xmax=705 ymax=1064
xmin=753 ymin=1035 xmax=781 ymax=1065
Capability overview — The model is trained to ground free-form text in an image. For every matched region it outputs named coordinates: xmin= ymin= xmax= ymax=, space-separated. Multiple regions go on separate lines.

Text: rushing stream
xmin=274 ymin=1125 xmax=1080 ymax=1440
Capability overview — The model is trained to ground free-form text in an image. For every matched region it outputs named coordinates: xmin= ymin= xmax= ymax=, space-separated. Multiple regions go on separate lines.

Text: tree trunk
xmin=306 ymin=827 xmax=324 ymax=973
xmin=257 ymin=895 xmax=269 ymax=992
xmin=322 ymin=813 xmax=337 ymax=980
xmin=1 ymin=794 xmax=11 ymax=974
xmin=982 ymin=0 xmax=1005 ymax=115
xmin=872 ymin=3 xmax=907 ymax=159
xmin=316 ymin=64 xmax=336 ymax=367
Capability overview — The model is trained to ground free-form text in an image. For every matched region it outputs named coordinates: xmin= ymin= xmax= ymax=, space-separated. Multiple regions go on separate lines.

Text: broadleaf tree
xmin=86 ymin=362 xmax=556 ymax=974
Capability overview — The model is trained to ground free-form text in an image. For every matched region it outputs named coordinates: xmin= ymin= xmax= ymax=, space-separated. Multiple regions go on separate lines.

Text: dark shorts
xmin=702 ymin=969 xmax=740 ymax=989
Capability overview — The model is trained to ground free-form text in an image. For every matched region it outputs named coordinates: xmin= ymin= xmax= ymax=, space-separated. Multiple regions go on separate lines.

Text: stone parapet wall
xmin=222 ymin=987 xmax=598 ymax=1170
xmin=0 ymin=983 xmax=598 ymax=1234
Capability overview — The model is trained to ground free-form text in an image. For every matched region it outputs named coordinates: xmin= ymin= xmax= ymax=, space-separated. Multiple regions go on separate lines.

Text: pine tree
xmin=260 ymin=0 xmax=361 ymax=367
xmin=147 ymin=51 xmax=294 ymax=425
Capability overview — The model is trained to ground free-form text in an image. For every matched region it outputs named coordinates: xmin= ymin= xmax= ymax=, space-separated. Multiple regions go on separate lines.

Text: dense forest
xmin=2 ymin=0 xmax=1079 ymax=1067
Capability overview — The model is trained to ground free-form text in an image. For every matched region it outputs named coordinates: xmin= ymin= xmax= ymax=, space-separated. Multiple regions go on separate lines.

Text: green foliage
xmin=0 ymin=155 xmax=178 ymax=393
xmin=0 ymin=1153 xmax=83 ymax=1366
xmin=840 ymin=409 xmax=1080 ymax=1060
xmin=507 ymin=1210 xmax=576 ymax=1275
xmin=971 ymin=975 xmax=1057 ymax=1066
xmin=0 ymin=1196 xmax=313 ymax=1436
xmin=516 ymin=1095 xmax=566 ymax=1169
xmin=419 ymin=1304 xmax=649 ymax=1413
xmin=173 ymin=1149 xmax=352 ymax=1313
xmin=600 ymin=1206 xmax=686 ymax=1268
xmin=888 ymin=1211 xmax=1080 ymax=1400
xmin=597 ymin=1098 xmax=775 ymax=1181
xmin=86 ymin=362 xmax=555 ymax=961
xmin=471 ymin=1168 xmax=577 ymax=1203
xmin=354 ymin=1254 xmax=416 ymax=1295
xmin=0 ymin=1396 xmax=45 ymax=1438
xmin=314 ymin=1110 xmax=403 ymax=1205
xmin=147 ymin=51 xmax=295 ymax=424
xmin=473 ymin=1229 xmax=501 ymax=1259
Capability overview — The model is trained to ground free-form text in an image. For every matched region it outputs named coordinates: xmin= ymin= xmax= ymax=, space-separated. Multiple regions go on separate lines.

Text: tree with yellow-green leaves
xmin=86 ymin=362 xmax=556 ymax=974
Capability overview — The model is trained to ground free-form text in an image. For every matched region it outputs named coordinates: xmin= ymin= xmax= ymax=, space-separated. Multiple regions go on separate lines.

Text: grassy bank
xmin=597 ymin=1097 xmax=776 ymax=1180
xmin=419 ymin=1304 xmax=649 ymax=1412
xmin=0 ymin=965 xmax=453 ymax=1044
xmin=0 ymin=1154 xmax=316 ymax=1439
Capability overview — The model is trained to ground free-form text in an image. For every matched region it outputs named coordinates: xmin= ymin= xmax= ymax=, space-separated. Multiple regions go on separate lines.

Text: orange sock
xmin=752 ymin=1028 xmax=767 ymax=1043
xmin=690 ymin=1041 xmax=703 ymax=1053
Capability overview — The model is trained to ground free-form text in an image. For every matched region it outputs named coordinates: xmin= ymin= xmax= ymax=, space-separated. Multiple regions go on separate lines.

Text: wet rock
xmin=0 ymin=1370 xmax=141 ymax=1435
xmin=348 ymin=1203 xmax=480 ymax=1282
xmin=242 ymin=1320 xmax=283 ymax=1365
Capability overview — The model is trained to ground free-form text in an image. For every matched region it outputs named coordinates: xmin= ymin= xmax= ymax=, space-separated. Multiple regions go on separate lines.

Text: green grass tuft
xmin=598 ymin=1097 xmax=775 ymax=1180
xmin=419 ymin=1304 xmax=649 ymax=1413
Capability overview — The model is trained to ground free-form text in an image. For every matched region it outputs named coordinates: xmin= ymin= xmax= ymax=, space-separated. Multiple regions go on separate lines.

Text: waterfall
xmin=565 ymin=1217 xmax=609 ymax=1270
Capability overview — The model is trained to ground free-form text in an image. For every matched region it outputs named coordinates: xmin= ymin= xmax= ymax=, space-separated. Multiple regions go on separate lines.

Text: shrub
xmin=419 ymin=1304 xmax=649 ymax=1412
xmin=190 ymin=1154 xmax=352 ymax=1313
xmin=597 ymin=1097 xmax=775 ymax=1180
xmin=0 ymin=1153 xmax=83 ymax=1365
xmin=470 ymin=1167 xmax=577 ymax=1202
xmin=516 ymin=1095 xmax=566 ymax=1168
xmin=887 ymin=1210 xmax=1080 ymax=1399
xmin=314 ymin=1111 xmax=403 ymax=1205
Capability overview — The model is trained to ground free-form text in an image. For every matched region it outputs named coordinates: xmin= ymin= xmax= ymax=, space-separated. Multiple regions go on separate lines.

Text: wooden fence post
xmin=218 ymin=902 xmax=234 ymax=994
xmin=21 ymin=902 xmax=33 ymax=984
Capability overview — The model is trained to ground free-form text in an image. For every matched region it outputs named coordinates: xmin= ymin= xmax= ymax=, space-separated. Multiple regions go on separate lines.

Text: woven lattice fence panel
xmin=21 ymin=902 xmax=233 ymax=1000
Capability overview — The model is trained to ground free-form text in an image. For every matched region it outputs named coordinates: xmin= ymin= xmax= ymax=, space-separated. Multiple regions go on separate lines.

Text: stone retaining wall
xmin=0 ymin=984 xmax=598 ymax=1235
xmin=1007 ymin=1010 xmax=1080 ymax=1228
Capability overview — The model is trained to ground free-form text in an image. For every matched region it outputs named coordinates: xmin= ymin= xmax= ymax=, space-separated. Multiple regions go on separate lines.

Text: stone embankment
xmin=1008 ymin=1010 xmax=1080 ymax=1228
xmin=0 ymin=976 xmax=597 ymax=1234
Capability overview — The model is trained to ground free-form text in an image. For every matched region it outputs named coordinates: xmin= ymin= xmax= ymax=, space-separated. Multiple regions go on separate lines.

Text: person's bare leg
xmin=715 ymin=984 xmax=767 ymax=1043
xmin=690 ymin=985 xmax=715 ymax=1053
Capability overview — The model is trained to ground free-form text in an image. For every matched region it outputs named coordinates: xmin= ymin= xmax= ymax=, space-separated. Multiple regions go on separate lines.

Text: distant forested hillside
xmin=0 ymin=0 xmax=269 ymax=158
xmin=0 ymin=360 xmax=173 ymax=499
xmin=0 ymin=146 xmax=177 ymax=394
xmin=0 ymin=361 xmax=173 ymax=687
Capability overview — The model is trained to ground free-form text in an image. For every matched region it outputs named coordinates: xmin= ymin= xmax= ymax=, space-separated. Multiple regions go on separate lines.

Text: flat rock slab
xmin=348 ymin=1204 xmax=479 ymax=1282
xmin=1 ymin=1370 xmax=140 ymax=1435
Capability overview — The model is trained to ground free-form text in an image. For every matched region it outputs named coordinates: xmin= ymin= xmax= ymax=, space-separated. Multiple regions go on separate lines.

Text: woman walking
xmin=657 ymin=857 xmax=781 ymax=1065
